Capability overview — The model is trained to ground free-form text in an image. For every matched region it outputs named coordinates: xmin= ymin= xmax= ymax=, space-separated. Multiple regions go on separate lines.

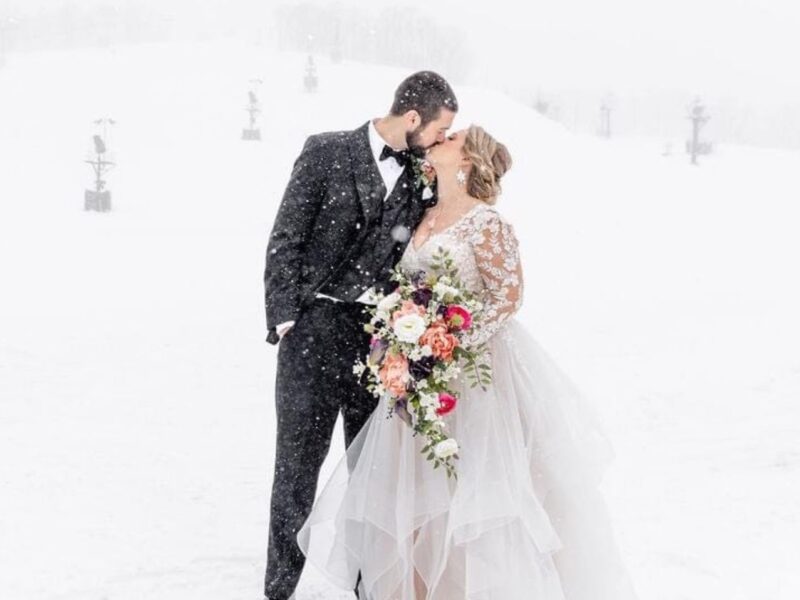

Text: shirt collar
xmin=368 ymin=118 xmax=402 ymax=164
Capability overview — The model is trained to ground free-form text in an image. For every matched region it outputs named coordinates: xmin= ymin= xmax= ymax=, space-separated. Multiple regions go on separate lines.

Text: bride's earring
xmin=456 ymin=169 xmax=467 ymax=186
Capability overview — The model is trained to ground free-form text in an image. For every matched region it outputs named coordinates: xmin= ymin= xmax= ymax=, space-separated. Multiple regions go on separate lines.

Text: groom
xmin=262 ymin=71 xmax=458 ymax=599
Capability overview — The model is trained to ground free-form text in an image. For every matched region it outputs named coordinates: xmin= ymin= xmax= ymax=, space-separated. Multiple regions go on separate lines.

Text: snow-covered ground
xmin=1 ymin=40 xmax=798 ymax=599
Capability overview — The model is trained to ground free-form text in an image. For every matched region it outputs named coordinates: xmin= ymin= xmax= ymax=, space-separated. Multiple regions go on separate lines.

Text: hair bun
xmin=491 ymin=143 xmax=512 ymax=179
xmin=463 ymin=126 xmax=513 ymax=204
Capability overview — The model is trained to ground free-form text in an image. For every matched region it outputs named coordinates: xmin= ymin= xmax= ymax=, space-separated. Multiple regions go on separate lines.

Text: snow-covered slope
xmin=1 ymin=39 xmax=798 ymax=599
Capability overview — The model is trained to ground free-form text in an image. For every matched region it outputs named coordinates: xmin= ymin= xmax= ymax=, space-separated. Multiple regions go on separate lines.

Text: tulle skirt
xmin=298 ymin=319 xmax=639 ymax=599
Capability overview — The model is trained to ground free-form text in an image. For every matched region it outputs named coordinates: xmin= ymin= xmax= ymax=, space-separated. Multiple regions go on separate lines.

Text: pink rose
xmin=444 ymin=305 xmax=472 ymax=331
xmin=379 ymin=351 xmax=410 ymax=398
xmin=391 ymin=299 xmax=426 ymax=324
xmin=435 ymin=392 xmax=458 ymax=416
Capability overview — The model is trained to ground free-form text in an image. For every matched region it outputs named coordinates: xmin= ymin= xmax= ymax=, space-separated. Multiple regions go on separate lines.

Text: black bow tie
xmin=379 ymin=145 xmax=410 ymax=167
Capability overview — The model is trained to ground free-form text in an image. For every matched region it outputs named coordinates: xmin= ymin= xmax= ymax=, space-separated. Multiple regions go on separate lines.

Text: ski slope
xmin=1 ymin=39 xmax=798 ymax=599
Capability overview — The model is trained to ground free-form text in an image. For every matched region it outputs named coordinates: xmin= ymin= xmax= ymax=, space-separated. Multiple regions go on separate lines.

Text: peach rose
xmin=419 ymin=319 xmax=460 ymax=361
xmin=391 ymin=299 xmax=427 ymax=324
xmin=379 ymin=351 xmax=410 ymax=398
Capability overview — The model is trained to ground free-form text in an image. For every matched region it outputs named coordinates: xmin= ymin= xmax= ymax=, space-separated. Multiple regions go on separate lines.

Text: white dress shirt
xmin=276 ymin=119 xmax=406 ymax=338
xmin=367 ymin=118 xmax=406 ymax=201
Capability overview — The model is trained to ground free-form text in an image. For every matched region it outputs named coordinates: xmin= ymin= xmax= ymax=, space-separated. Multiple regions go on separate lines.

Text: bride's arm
xmin=463 ymin=208 xmax=524 ymax=346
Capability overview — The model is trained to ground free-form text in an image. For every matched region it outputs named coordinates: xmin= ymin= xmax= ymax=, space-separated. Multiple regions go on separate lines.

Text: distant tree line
xmin=272 ymin=2 xmax=473 ymax=82
xmin=2 ymin=1 xmax=472 ymax=82
xmin=1 ymin=2 xmax=171 ymax=51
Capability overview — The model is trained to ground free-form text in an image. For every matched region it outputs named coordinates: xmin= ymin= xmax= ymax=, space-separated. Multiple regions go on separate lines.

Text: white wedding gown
xmin=298 ymin=203 xmax=639 ymax=599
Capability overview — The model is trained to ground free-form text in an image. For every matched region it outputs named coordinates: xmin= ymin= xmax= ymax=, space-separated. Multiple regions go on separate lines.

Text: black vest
xmin=317 ymin=167 xmax=416 ymax=300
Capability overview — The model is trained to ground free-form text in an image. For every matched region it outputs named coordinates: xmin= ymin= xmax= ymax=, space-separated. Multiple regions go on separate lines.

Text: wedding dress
xmin=298 ymin=202 xmax=639 ymax=599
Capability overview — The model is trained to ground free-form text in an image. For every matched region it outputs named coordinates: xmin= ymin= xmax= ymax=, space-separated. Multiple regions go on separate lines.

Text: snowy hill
xmin=1 ymin=39 xmax=799 ymax=599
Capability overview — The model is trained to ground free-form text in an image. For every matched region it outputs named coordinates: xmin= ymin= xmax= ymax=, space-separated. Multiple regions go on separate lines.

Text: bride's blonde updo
xmin=462 ymin=125 xmax=512 ymax=205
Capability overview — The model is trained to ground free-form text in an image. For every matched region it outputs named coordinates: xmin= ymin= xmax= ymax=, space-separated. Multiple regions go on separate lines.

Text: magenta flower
xmin=444 ymin=305 xmax=472 ymax=331
xmin=436 ymin=392 xmax=458 ymax=416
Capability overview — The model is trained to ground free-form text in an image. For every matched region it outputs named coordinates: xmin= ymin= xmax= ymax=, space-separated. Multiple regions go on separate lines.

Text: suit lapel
xmin=404 ymin=167 xmax=430 ymax=226
xmin=349 ymin=122 xmax=387 ymax=222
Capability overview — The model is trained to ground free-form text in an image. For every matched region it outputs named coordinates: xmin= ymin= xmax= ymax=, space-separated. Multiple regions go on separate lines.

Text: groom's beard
xmin=406 ymin=126 xmax=431 ymax=158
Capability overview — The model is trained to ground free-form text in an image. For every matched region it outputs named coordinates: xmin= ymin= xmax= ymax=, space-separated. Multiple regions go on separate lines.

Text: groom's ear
xmin=405 ymin=110 xmax=421 ymax=129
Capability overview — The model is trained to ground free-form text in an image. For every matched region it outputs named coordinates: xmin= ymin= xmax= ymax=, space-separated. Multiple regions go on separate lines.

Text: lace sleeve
xmin=463 ymin=208 xmax=524 ymax=347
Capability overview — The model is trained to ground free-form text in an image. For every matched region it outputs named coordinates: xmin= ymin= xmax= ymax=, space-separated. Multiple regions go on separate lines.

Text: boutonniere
xmin=411 ymin=156 xmax=437 ymax=201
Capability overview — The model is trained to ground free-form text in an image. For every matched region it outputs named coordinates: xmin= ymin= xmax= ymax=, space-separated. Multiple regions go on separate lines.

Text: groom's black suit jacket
xmin=263 ymin=121 xmax=435 ymax=345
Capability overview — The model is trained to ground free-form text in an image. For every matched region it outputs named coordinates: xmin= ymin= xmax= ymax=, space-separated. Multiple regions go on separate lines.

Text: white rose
xmin=393 ymin=314 xmax=427 ymax=343
xmin=433 ymin=438 xmax=459 ymax=458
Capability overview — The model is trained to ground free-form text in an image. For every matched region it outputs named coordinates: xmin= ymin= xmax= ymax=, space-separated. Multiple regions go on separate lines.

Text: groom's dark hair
xmin=390 ymin=71 xmax=458 ymax=126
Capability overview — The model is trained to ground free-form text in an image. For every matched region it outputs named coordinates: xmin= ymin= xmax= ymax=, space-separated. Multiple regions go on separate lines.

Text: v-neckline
xmin=410 ymin=203 xmax=483 ymax=253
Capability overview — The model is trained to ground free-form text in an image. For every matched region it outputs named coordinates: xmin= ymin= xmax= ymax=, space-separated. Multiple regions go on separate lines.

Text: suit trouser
xmin=264 ymin=297 xmax=376 ymax=600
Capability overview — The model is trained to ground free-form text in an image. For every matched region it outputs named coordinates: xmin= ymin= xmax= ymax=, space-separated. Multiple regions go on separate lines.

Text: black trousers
xmin=264 ymin=297 xmax=376 ymax=600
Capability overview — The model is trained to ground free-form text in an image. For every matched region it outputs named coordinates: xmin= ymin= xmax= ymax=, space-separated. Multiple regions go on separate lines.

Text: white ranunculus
xmin=378 ymin=291 xmax=402 ymax=312
xmin=433 ymin=438 xmax=459 ymax=458
xmin=393 ymin=314 xmax=427 ymax=343
xmin=433 ymin=281 xmax=459 ymax=299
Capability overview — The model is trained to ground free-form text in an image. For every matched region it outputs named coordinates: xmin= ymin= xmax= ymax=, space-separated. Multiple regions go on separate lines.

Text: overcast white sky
xmin=419 ymin=0 xmax=800 ymax=104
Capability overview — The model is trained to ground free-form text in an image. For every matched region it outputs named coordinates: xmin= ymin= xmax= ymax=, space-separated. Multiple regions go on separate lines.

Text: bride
xmin=297 ymin=125 xmax=640 ymax=600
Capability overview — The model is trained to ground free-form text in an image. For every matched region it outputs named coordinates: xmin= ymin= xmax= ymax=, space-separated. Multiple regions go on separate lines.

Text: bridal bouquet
xmin=353 ymin=248 xmax=492 ymax=478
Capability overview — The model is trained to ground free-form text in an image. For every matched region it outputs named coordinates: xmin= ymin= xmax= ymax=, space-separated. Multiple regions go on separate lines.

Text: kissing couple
xmin=262 ymin=71 xmax=638 ymax=600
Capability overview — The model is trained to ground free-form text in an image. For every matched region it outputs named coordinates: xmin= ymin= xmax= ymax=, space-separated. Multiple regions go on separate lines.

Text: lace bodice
xmin=399 ymin=202 xmax=524 ymax=346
